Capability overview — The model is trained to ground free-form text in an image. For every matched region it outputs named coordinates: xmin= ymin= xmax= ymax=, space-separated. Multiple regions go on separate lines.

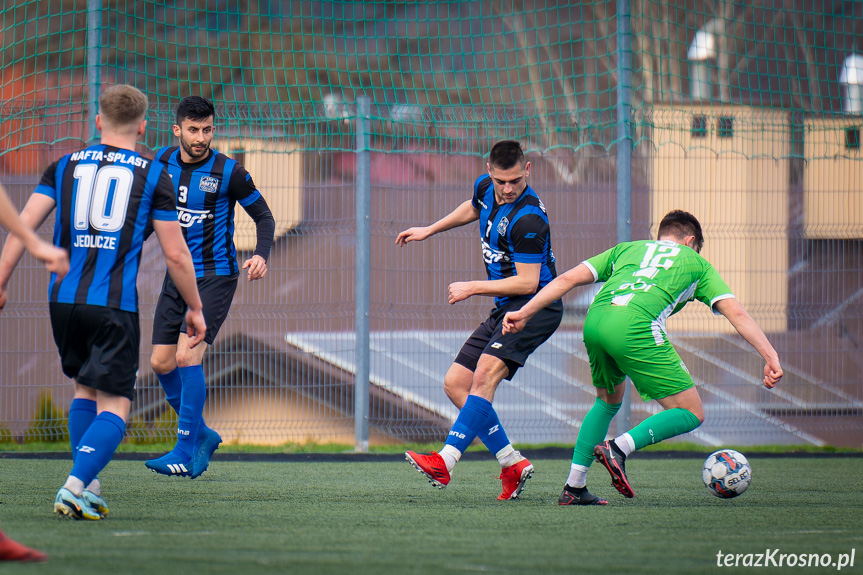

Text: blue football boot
xmin=145 ymin=451 xmax=193 ymax=477
xmin=191 ymin=426 xmax=222 ymax=479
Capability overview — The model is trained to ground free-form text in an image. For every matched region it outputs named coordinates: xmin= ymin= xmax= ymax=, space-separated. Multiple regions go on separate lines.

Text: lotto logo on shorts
xmin=490 ymin=342 xmax=502 ymax=349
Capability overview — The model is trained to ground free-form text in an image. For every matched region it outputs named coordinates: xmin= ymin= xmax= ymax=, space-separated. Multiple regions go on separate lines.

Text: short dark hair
xmin=175 ymin=96 xmax=215 ymax=125
xmin=488 ymin=140 xmax=526 ymax=170
xmin=658 ymin=210 xmax=704 ymax=253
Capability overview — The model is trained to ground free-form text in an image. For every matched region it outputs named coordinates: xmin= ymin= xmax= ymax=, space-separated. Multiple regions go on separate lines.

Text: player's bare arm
xmin=502 ymin=262 xmax=595 ymax=334
xmin=152 ymin=219 xmax=207 ymax=347
xmin=0 ymin=194 xmax=60 ymax=312
xmin=395 ymin=200 xmax=479 ymax=246
xmin=0 ymin=184 xmax=68 ymax=279
xmin=448 ymin=261 xmax=540 ymax=304
xmin=713 ymin=298 xmax=783 ymax=389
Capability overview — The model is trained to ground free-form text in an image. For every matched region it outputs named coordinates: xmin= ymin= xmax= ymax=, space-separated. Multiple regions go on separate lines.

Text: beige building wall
xmin=220 ymin=139 xmax=303 ymax=251
xmin=649 ymin=106 xmax=790 ymax=332
xmin=802 ymin=119 xmax=863 ymax=239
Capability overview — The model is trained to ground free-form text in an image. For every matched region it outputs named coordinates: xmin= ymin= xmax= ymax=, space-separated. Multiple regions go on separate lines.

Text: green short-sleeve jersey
xmin=583 ymin=240 xmax=734 ymax=327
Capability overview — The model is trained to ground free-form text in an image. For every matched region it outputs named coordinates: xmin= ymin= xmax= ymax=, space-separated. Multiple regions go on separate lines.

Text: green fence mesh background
xmin=1 ymin=1 xmax=861 ymax=447
xmin=3 ymin=0 xmax=859 ymax=159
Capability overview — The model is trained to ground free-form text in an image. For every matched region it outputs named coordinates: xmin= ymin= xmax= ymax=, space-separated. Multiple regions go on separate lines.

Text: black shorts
xmin=152 ymin=273 xmax=238 ymax=346
xmin=454 ymin=297 xmax=563 ymax=380
xmin=49 ymin=303 xmax=140 ymax=401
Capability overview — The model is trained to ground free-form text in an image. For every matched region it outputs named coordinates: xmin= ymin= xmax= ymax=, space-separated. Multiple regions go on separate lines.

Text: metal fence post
xmin=616 ymin=0 xmax=633 ymax=434
xmin=87 ymin=0 xmax=101 ymax=143
xmin=355 ymin=96 xmax=371 ymax=452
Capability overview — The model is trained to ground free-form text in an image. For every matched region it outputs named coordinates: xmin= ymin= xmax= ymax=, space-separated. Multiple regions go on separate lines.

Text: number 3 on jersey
xmin=73 ymin=164 xmax=133 ymax=233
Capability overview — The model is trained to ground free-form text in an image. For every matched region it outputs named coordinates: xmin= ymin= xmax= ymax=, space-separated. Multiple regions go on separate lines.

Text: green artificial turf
xmin=1 ymin=457 xmax=860 ymax=574
xmin=3 ymin=440 xmax=859 ymax=454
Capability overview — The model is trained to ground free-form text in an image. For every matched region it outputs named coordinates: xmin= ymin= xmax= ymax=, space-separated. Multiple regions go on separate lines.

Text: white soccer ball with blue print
xmin=702 ymin=449 xmax=751 ymax=498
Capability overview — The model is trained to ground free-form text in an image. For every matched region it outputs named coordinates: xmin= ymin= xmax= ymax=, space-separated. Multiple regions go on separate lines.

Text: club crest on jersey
xmin=497 ymin=216 xmax=509 ymax=236
xmin=199 ymin=176 xmax=219 ymax=193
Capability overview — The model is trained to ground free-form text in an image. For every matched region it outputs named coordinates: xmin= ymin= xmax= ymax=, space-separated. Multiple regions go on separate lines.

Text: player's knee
xmin=175 ymin=349 xmax=199 ymax=368
xmin=470 ymin=367 xmax=503 ymax=396
xmin=443 ymin=377 xmax=458 ymax=401
xmin=443 ymin=375 xmax=467 ymax=407
xmin=149 ymin=354 xmax=174 ymax=374
xmin=682 ymin=405 xmax=705 ymax=426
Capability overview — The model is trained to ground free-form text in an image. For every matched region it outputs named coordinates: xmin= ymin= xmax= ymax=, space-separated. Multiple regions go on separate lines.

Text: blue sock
xmin=157 ymin=368 xmax=182 ymax=414
xmin=477 ymin=406 xmax=512 ymax=455
xmin=445 ymin=395 xmax=492 ymax=454
xmin=69 ymin=412 xmax=126 ymax=486
xmin=176 ymin=365 xmax=206 ymax=460
xmin=68 ymin=398 xmax=97 ymax=463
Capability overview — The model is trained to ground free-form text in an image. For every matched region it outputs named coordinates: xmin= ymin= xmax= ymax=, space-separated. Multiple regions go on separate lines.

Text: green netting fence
xmin=2 ymin=1 xmax=860 ymax=159
xmin=1 ymin=0 xmax=861 ymax=448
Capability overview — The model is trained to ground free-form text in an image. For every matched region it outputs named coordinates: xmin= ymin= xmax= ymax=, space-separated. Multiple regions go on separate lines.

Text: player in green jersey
xmin=502 ymin=210 xmax=783 ymax=504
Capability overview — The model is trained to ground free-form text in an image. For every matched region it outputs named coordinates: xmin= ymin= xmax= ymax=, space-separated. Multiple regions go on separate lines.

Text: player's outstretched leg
xmin=405 ymin=395 xmax=491 ymax=490
xmin=558 ymin=485 xmax=608 ymax=506
xmin=598 ymin=405 xmax=703 ymax=498
xmin=0 ymin=529 xmax=48 ymax=562
xmin=593 ymin=439 xmax=634 ymax=498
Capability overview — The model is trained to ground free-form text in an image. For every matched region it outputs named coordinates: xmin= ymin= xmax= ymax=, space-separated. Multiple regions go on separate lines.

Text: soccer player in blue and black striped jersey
xmin=0 ymin=84 xmax=206 ymax=520
xmin=145 ymin=96 xmax=275 ymax=478
xmin=396 ymin=140 xmax=563 ymax=500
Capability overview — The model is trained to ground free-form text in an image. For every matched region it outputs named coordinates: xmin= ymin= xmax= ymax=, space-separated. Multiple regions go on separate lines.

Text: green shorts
xmin=583 ymin=305 xmax=694 ymax=402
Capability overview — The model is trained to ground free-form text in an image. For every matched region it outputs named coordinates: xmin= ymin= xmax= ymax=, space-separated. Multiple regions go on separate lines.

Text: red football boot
xmin=405 ymin=451 xmax=451 ymax=488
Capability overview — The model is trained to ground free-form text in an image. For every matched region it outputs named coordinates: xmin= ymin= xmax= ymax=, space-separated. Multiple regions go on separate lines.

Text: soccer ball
xmin=702 ymin=449 xmax=751 ymax=498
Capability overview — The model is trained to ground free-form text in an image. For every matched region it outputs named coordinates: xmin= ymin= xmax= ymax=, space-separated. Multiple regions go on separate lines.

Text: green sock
xmin=571 ymin=397 xmax=621 ymax=467
xmin=628 ymin=408 xmax=701 ymax=450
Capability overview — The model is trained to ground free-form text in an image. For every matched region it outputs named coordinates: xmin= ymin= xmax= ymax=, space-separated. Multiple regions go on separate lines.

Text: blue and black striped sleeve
xmin=509 ymin=214 xmax=549 ymax=263
xmin=151 ymin=167 xmax=178 ymax=221
xmin=143 ymin=166 xmax=177 ymax=240
xmin=228 ymin=166 xmax=275 ymax=261
xmin=471 ymin=175 xmax=489 ymax=210
xmin=34 ymin=160 xmax=60 ymax=199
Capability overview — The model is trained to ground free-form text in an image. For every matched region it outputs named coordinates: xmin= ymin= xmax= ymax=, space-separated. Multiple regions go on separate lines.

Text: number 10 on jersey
xmin=73 ymin=164 xmax=134 ymax=233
